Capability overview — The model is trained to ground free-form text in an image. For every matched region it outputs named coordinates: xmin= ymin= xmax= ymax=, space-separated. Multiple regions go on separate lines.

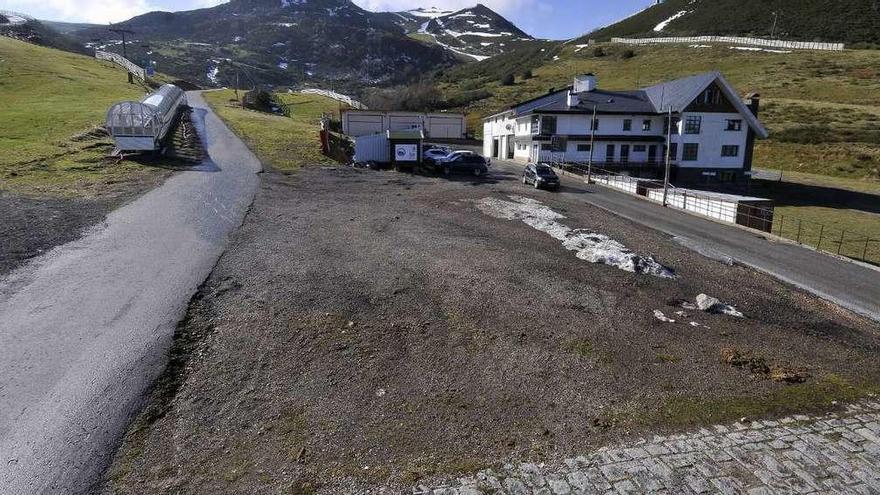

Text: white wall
xmin=674 ymin=112 xmax=749 ymax=169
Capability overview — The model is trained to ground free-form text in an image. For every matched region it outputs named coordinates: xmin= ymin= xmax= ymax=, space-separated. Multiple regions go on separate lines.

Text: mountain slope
xmin=0 ymin=11 xmax=87 ymax=54
xmin=583 ymin=0 xmax=880 ymax=46
xmin=387 ymin=4 xmax=534 ymax=60
xmin=68 ymin=0 xmax=459 ymax=90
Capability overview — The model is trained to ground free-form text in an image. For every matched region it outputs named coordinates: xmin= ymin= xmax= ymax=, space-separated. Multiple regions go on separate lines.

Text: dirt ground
xmin=0 ymin=172 xmax=170 ymax=277
xmin=104 ymin=166 xmax=880 ymax=494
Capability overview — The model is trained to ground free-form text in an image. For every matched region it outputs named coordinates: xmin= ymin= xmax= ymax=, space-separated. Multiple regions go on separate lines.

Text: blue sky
xmin=4 ymin=0 xmax=652 ymax=40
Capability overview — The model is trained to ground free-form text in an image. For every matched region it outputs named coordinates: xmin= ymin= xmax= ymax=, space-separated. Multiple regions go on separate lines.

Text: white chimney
xmin=567 ymin=90 xmax=580 ymax=107
xmin=574 ymin=73 xmax=597 ymax=93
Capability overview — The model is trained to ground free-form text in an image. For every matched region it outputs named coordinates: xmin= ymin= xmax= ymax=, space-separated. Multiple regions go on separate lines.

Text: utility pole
xmin=109 ymin=24 xmax=135 ymax=84
xmin=586 ymin=104 xmax=597 ymax=183
xmin=662 ymin=106 xmax=673 ymax=207
xmin=770 ymin=11 xmax=779 ymax=39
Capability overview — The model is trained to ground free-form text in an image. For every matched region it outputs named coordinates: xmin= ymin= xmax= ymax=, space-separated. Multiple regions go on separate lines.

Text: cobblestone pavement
xmin=415 ymin=401 xmax=880 ymax=494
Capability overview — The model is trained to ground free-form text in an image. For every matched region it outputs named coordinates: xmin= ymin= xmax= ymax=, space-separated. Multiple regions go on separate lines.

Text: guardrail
xmin=95 ymin=50 xmax=146 ymax=80
xmin=556 ymin=163 xmax=878 ymax=265
xmin=299 ymin=88 xmax=367 ymax=110
xmin=610 ymin=36 xmax=845 ymax=51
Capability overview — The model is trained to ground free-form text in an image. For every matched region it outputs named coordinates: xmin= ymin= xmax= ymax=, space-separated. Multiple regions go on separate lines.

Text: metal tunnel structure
xmin=106 ymin=84 xmax=187 ymax=152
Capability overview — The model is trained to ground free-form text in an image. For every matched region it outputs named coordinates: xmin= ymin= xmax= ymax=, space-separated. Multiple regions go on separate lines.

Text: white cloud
xmin=351 ymin=0 xmax=534 ymax=16
xmin=4 ymin=0 xmax=148 ymax=23
xmin=2 ymin=0 xmax=227 ymax=24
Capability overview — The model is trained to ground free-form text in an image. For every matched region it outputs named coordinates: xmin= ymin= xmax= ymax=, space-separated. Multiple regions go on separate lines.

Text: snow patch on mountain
xmin=654 ymin=10 xmax=689 ymax=32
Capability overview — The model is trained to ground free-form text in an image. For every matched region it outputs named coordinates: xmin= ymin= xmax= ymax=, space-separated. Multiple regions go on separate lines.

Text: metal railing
xmin=299 ymin=88 xmax=367 ymax=110
xmin=555 ymin=163 xmax=879 ymax=265
xmin=95 ymin=51 xmax=146 ymax=81
xmin=610 ymin=36 xmax=845 ymax=51
xmin=774 ymin=214 xmax=879 ymax=265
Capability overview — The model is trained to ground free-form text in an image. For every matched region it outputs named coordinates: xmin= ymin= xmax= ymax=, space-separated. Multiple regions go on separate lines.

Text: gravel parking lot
xmin=105 ymin=165 xmax=880 ymax=494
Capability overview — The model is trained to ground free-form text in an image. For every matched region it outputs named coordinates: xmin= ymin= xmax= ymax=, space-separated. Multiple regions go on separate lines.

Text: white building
xmin=342 ymin=110 xmax=466 ymax=139
xmin=482 ymin=72 xmax=768 ymax=184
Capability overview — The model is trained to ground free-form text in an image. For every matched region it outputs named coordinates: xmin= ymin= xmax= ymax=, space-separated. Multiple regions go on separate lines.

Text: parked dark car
xmin=522 ymin=164 xmax=560 ymax=190
xmin=423 ymin=148 xmax=451 ymax=167
xmin=438 ymin=154 xmax=489 ymax=177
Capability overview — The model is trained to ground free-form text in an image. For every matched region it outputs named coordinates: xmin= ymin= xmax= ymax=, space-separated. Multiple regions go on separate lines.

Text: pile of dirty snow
xmin=476 ymin=196 xmax=675 ymax=278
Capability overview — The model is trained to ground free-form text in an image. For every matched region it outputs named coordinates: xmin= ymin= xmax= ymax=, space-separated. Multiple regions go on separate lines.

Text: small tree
xmin=501 ymin=73 xmax=516 ymax=86
xmin=621 ymin=49 xmax=636 ymax=59
xmin=521 ymin=69 xmax=533 ymax=80
xmin=593 ymin=46 xmax=606 ymax=57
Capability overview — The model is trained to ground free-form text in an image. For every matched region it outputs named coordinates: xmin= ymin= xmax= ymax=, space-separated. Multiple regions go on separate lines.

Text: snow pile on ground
xmin=731 ymin=46 xmax=792 ymax=54
xmin=695 ymin=293 xmax=744 ymax=317
xmin=476 ymin=196 xmax=675 ymax=278
xmin=654 ymin=310 xmax=676 ymax=322
xmin=206 ymin=61 xmax=220 ymax=84
xmin=653 ymin=10 xmax=688 ymax=32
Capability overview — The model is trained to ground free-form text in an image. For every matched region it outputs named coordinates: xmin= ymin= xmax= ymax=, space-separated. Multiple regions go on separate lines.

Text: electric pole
xmin=109 ymin=24 xmax=135 ymax=84
xmin=662 ymin=107 xmax=673 ymax=207
xmin=770 ymin=11 xmax=779 ymax=39
xmin=586 ymin=104 xmax=597 ymax=184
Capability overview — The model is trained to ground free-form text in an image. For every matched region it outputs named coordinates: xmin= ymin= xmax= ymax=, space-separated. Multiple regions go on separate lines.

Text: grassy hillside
xmin=583 ymin=0 xmax=880 ymax=47
xmin=0 ymin=36 xmax=171 ymax=196
xmin=202 ymin=90 xmax=341 ymax=171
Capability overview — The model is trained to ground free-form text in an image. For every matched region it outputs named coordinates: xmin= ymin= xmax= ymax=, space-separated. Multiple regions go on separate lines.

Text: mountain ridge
xmin=580 ymin=0 xmax=880 ymax=47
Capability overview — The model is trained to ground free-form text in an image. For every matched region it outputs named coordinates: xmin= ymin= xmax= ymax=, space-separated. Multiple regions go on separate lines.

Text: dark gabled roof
xmin=572 ymin=89 xmax=655 ymax=114
xmin=487 ymin=71 xmax=768 ymax=138
xmin=643 ymin=72 xmax=720 ymax=113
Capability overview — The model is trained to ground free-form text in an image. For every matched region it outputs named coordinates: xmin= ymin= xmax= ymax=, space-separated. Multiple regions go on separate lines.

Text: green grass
xmin=646 ymin=374 xmax=880 ymax=428
xmin=750 ymin=170 xmax=880 ymax=263
xmin=0 ymin=37 xmax=171 ymax=196
xmin=202 ymin=89 xmax=340 ymax=171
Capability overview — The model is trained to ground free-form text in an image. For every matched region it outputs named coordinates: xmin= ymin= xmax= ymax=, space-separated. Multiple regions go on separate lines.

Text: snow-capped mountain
xmin=66 ymin=0 xmax=459 ymax=89
xmin=387 ymin=4 xmax=533 ymax=60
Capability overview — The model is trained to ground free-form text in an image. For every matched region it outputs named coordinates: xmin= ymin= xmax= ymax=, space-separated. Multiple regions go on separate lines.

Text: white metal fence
xmin=611 ymin=36 xmax=844 ymax=51
xmin=300 ymin=88 xmax=367 ymax=110
xmin=95 ymin=50 xmax=146 ymax=80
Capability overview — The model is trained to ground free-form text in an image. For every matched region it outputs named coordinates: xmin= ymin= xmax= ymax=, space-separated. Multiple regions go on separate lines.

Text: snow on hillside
xmin=653 ymin=10 xmax=689 ymax=32
xmin=407 ymin=7 xmax=453 ymax=18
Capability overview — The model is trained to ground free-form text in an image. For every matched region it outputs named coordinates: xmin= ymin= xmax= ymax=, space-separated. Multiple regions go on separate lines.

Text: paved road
xmin=0 ymin=92 xmax=261 ymax=494
xmin=494 ymin=160 xmax=880 ymax=323
xmin=419 ymin=400 xmax=880 ymax=494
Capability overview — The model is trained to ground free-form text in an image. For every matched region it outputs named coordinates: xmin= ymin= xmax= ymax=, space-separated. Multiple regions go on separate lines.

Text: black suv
xmin=522 ymin=164 xmax=560 ymax=190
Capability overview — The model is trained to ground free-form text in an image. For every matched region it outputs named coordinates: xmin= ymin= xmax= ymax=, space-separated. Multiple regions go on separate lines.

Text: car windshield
xmin=536 ymin=166 xmax=556 ymax=177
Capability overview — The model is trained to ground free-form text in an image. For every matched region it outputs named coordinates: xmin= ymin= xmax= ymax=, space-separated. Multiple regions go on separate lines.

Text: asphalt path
xmin=494 ymin=159 xmax=880 ymax=323
xmin=0 ymin=92 xmax=261 ymax=494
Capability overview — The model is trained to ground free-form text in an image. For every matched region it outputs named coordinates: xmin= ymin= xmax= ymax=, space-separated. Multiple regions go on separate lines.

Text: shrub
xmin=620 ymin=49 xmax=636 ymax=59
xmin=500 ymin=73 xmax=515 ymax=86
xmin=593 ymin=47 xmax=606 ymax=57
xmin=521 ymin=69 xmax=533 ymax=80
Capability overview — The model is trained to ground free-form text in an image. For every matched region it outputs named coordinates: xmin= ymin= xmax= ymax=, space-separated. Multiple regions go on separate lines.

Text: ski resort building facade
xmin=482 ymin=72 xmax=767 ymax=184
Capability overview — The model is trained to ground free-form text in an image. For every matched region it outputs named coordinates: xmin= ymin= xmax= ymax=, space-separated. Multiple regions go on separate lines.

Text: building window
xmin=720 ymin=171 xmax=736 ymax=182
xmin=590 ymin=118 xmax=600 ymax=131
xmin=684 ymin=116 xmax=702 ymax=134
xmin=721 ymin=145 xmax=740 ymax=157
xmin=531 ymin=115 xmax=540 ymax=135
xmin=577 ymin=144 xmax=592 ymax=152
xmin=633 ymin=145 xmax=646 ymax=152
xmin=642 ymin=119 xmax=652 ymax=131
xmin=623 ymin=119 xmax=632 ymax=131
xmin=664 ymin=116 xmax=680 ymax=134
xmin=699 ymin=86 xmax=721 ymax=105
xmin=726 ymin=119 xmax=742 ymax=131
xmin=606 ymin=144 xmax=615 ymax=162
xmin=540 ymin=116 xmax=557 ymax=135
xmin=664 ymin=143 xmax=678 ymax=160
xmin=682 ymin=143 xmax=699 ymax=161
